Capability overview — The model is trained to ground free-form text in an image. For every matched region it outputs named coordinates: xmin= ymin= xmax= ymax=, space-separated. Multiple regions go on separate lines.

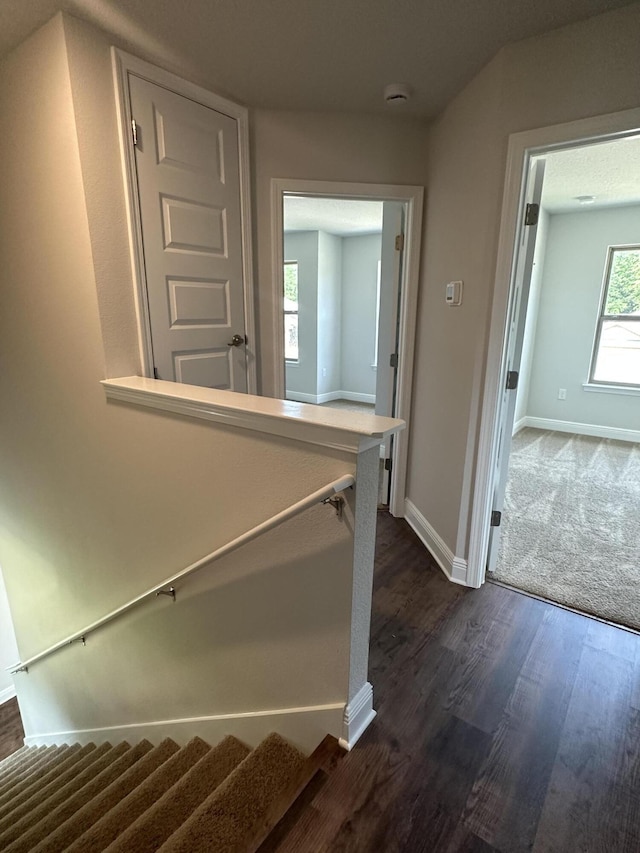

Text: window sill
xmin=582 ymin=382 xmax=640 ymax=397
xmin=101 ymin=376 xmax=404 ymax=455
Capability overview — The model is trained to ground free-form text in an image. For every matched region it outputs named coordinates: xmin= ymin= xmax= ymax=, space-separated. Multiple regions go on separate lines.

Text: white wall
xmin=252 ymin=109 xmax=429 ymax=399
xmin=524 ymin=205 xmax=640 ymax=431
xmin=284 ymin=231 xmax=319 ymax=398
xmin=407 ymin=3 xmax=640 ymax=561
xmin=342 ymin=234 xmax=381 ymax=398
xmin=317 ymin=231 xmax=343 ymax=396
xmin=515 ymin=207 xmax=550 ymax=426
xmin=0 ymin=13 xmax=379 ymax=752
xmin=0 ymin=569 xmax=19 ymax=702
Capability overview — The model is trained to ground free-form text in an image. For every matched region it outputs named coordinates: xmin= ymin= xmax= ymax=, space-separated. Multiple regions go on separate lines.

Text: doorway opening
xmin=484 ymin=132 xmax=640 ymax=629
xmin=282 ymin=196 xmax=398 ymax=411
xmin=271 ymin=180 xmax=424 ymax=515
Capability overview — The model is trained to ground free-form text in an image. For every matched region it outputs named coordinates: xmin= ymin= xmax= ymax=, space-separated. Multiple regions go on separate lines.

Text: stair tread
xmin=0 ymin=732 xmax=322 ymax=853
xmin=0 ymin=742 xmax=122 ymax=851
xmin=158 ymin=733 xmax=307 ymax=853
xmin=31 ymin=738 xmax=180 ymax=853
xmin=66 ymin=736 xmax=211 ymax=853
xmin=12 ymin=740 xmax=152 ymax=853
xmin=0 ymin=745 xmax=31 ymax=776
xmin=0 ymin=744 xmax=84 ymax=820
xmin=0 ymin=746 xmax=50 ymax=799
xmin=106 ymin=735 xmax=251 ymax=853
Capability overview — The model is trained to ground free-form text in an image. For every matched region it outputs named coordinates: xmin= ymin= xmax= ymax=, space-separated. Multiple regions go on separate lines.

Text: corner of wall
xmin=61 ymin=12 xmax=141 ymax=379
xmin=404 ymin=499 xmax=469 ymax=586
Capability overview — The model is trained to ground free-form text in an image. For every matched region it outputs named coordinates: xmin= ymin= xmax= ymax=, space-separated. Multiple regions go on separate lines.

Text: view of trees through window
xmin=284 ymin=261 xmax=299 ymax=361
xmin=591 ymin=246 xmax=640 ymax=386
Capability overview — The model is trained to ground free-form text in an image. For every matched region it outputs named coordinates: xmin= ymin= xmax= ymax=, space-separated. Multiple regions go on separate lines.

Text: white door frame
xmin=466 ymin=106 xmax=640 ymax=589
xmin=111 ymin=48 xmax=257 ymax=394
xmin=270 ymin=179 xmax=424 ymax=518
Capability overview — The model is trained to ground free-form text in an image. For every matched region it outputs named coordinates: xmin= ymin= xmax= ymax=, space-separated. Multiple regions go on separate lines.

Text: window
xmin=284 ymin=261 xmax=299 ymax=361
xmin=590 ymin=246 xmax=640 ymax=388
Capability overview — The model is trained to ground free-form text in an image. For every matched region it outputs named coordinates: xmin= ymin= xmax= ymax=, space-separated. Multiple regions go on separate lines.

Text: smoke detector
xmin=384 ymin=83 xmax=411 ymax=104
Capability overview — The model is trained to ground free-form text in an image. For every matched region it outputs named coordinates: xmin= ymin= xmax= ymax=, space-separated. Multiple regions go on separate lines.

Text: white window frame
xmin=283 ymin=260 xmax=300 ymax=363
xmin=111 ymin=48 xmax=257 ymax=394
xmin=588 ymin=243 xmax=640 ymax=389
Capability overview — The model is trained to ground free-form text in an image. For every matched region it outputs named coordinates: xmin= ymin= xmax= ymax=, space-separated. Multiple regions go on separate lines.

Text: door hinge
xmin=490 ymin=510 xmax=502 ymax=527
xmin=384 ymin=458 xmax=393 ymax=472
xmin=390 ymin=352 xmax=399 ymax=368
xmin=524 ymin=203 xmax=539 ymax=226
xmin=395 ymin=233 xmax=404 ymax=251
xmin=131 ymin=118 xmax=139 ymax=147
xmin=506 ymin=370 xmax=519 ymax=390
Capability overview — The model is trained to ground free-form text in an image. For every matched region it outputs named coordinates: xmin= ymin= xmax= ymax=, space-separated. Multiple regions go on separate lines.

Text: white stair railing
xmin=11 ymin=474 xmax=355 ymax=675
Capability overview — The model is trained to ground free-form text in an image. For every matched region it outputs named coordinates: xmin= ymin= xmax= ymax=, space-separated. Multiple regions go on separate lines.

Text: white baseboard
xmin=316 ymin=391 xmax=342 ymax=404
xmin=0 ymin=686 xmax=16 ymax=705
xmin=339 ymin=682 xmax=376 ymax=751
xmin=286 ymin=390 xmax=376 ymax=406
xmin=513 ymin=417 xmax=526 ymax=435
xmin=285 ymin=391 xmax=318 ymax=404
xmin=522 ymin=416 xmax=640 ymax=444
xmin=404 ymin=499 xmax=469 ymax=586
xmin=339 ymin=391 xmax=376 ymax=404
xmin=23 ymin=702 xmax=344 ymax=754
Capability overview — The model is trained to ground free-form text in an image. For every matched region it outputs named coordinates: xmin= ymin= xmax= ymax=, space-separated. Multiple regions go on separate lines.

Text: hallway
xmin=265 ymin=512 xmax=640 ymax=852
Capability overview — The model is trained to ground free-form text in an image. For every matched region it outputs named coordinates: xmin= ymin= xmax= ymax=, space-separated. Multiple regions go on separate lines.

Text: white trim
xmin=12 ymin=473 xmax=355 ymax=675
xmin=467 ymin=107 xmax=640 ymax=590
xmin=286 ymin=391 xmax=376 ymax=405
xmin=271 ymin=179 xmax=424 ymax=520
xmin=513 ymin=417 xmax=527 ymax=435
xmin=582 ymin=382 xmax=640 ymax=397
xmin=340 ymin=392 xmax=376 ymax=404
xmin=102 ymin=376 xmax=404 ymax=456
xmin=23 ymin=702 xmax=344 ymax=754
xmin=285 ymin=391 xmax=320 ymax=404
xmin=521 ymin=416 xmax=640 ymax=444
xmin=110 ymin=48 xmax=257 ymax=394
xmin=0 ymin=686 xmax=16 ymax=705
xmin=338 ymin=682 xmax=376 ymax=751
xmin=404 ymin=499 xmax=469 ymax=586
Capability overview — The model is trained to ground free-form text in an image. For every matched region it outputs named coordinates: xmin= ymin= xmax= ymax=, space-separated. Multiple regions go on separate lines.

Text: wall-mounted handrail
xmin=11 ymin=474 xmax=355 ymax=675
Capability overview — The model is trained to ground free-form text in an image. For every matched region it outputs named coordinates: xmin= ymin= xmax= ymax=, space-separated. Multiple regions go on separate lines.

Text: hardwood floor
xmin=0 ymin=697 xmax=24 ymax=762
xmin=1 ymin=514 xmax=638 ymax=851
xmin=264 ymin=512 xmax=640 ymax=853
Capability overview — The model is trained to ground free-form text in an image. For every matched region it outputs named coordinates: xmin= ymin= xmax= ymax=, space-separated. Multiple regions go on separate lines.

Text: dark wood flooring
xmin=1 ymin=514 xmax=638 ymax=850
xmin=264 ymin=511 xmax=640 ymax=853
xmin=0 ymin=697 xmax=24 ymax=762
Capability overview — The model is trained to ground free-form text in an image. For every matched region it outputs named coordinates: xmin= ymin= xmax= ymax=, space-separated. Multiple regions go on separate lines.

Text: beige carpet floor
xmin=493 ymin=428 xmax=640 ymax=630
xmin=0 ymin=732 xmax=307 ymax=853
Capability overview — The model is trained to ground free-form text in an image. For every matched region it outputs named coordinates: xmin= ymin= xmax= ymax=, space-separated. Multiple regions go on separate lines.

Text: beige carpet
xmin=0 ymin=732 xmax=307 ymax=852
xmin=493 ymin=428 xmax=640 ymax=631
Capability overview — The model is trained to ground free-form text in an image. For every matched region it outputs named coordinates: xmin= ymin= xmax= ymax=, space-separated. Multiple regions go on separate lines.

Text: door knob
xmin=227 ymin=334 xmax=245 ymax=347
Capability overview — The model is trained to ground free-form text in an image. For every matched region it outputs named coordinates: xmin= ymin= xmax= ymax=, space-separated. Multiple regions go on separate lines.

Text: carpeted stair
xmin=0 ymin=731 xmax=332 ymax=852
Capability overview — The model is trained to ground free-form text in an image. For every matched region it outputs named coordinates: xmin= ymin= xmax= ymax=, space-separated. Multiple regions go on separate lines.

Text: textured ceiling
xmin=0 ymin=0 xmax=637 ymax=119
xmin=541 ymin=136 xmax=640 ymax=212
xmin=284 ymin=197 xmax=383 ymax=236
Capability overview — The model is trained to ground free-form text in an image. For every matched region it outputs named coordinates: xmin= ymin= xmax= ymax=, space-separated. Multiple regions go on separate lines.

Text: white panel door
xmin=487 ymin=158 xmax=546 ymax=572
xmin=129 ymin=75 xmax=247 ymax=391
xmin=376 ymin=202 xmax=405 ymax=502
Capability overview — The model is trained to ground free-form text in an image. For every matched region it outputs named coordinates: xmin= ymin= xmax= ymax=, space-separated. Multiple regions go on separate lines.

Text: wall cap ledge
xmin=102 ymin=376 xmax=405 ymax=455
